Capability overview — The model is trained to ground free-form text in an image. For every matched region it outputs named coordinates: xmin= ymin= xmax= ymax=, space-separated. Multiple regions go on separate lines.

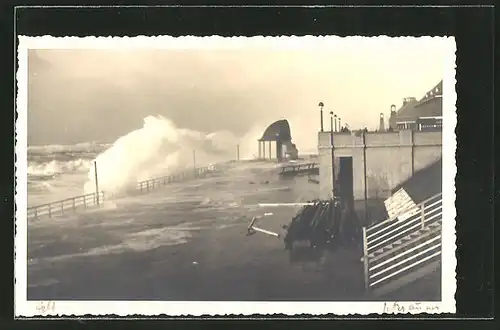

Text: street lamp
xmin=334 ymin=114 xmax=338 ymax=132
xmin=319 ymin=102 xmax=324 ymax=132
xmin=330 ymin=111 xmax=336 ymax=198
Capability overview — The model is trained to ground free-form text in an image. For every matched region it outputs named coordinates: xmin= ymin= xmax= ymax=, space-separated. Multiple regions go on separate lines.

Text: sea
xmin=27 ymin=115 xmax=280 ymax=208
xmin=27 ymin=115 xmax=348 ymax=301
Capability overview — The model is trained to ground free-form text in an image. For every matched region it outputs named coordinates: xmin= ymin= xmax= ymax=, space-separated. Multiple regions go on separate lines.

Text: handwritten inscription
xmin=35 ymin=301 xmax=56 ymax=315
xmin=383 ymin=302 xmax=440 ymax=314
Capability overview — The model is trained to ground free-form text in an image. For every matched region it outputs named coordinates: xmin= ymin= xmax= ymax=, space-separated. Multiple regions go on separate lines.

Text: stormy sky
xmin=26 ymin=38 xmax=449 ymax=146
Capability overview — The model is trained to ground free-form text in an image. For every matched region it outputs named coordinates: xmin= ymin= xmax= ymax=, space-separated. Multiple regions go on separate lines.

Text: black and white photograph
xmin=15 ymin=36 xmax=457 ymax=316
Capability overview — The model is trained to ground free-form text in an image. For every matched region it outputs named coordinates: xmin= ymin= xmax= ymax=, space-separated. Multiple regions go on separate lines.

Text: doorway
xmin=339 ymin=157 xmax=354 ymax=203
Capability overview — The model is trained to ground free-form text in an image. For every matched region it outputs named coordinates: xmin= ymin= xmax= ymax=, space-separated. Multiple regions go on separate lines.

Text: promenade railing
xmin=27 ymin=164 xmax=220 ymax=220
xmin=27 ymin=191 xmax=105 ymax=220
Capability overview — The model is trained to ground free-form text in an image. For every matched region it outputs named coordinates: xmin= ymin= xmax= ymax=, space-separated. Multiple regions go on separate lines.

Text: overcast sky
xmin=26 ymin=38 xmax=449 ymax=146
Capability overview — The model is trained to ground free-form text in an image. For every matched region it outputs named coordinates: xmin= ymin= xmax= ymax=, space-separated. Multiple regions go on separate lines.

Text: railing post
xmin=61 ymin=201 xmax=64 ymax=216
xmin=362 ymin=227 xmax=370 ymax=290
xmin=83 ymin=196 xmax=87 ymax=209
xmin=147 ymin=181 xmax=150 ymax=192
xmin=48 ymin=204 xmax=52 ymax=218
xmin=72 ymin=198 xmax=76 ymax=211
xmin=35 ymin=207 xmax=37 ymax=218
xmin=93 ymin=193 xmax=96 ymax=205
xmin=421 ymin=202 xmax=426 ymax=229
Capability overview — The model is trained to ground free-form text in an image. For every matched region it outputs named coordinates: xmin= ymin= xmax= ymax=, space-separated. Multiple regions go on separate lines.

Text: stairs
xmin=361 ymin=192 xmax=442 ymax=298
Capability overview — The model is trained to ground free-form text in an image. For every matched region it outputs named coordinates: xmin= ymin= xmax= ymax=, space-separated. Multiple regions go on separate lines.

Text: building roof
xmin=259 ymin=119 xmax=292 ymax=142
xmin=394 ymin=80 xmax=443 ymax=122
xmin=391 ymin=158 xmax=442 ymax=204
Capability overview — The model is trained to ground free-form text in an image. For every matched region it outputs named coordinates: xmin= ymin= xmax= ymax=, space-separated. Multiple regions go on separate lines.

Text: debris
xmin=247 ymin=217 xmax=280 ymax=238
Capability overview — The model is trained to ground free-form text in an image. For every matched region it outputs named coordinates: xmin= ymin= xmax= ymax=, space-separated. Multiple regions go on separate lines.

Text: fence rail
xmin=27 ymin=191 xmax=105 ymax=220
xmin=362 ymin=192 xmax=443 ymax=293
xmin=135 ymin=165 xmax=216 ymax=194
xmin=279 ymin=162 xmax=319 ymax=175
xmin=27 ymin=164 xmax=220 ymax=220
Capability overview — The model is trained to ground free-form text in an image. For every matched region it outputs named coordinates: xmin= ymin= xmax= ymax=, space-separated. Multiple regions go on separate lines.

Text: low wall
xmin=318 ymin=130 xmax=442 ymax=201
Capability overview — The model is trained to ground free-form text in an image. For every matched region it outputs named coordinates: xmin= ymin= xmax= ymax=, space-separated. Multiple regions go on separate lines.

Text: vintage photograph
xmin=15 ymin=36 xmax=457 ymax=316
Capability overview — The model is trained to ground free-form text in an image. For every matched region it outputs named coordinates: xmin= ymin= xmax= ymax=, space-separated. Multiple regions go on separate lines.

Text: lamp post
xmin=334 ymin=114 xmax=338 ymax=132
xmin=319 ymin=102 xmax=324 ymax=132
xmin=330 ymin=111 xmax=336 ymax=198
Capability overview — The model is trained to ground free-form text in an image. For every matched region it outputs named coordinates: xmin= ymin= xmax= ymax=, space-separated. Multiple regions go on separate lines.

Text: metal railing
xmin=27 ymin=165 xmax=220 ymax=220
xmin=279 ymin=162 xmax=318 ymax=175
xmin=27 ymin=191 xmax=105 ymax=220
xmin=361 ymin=192 xmax=442 ymax=292
xmin=135 ymin=165 xmax=216 ymax=194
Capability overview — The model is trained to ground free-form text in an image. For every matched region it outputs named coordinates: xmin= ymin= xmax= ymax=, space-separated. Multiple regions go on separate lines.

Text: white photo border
xmin=15 ymin=35 xmax=457 ymax=317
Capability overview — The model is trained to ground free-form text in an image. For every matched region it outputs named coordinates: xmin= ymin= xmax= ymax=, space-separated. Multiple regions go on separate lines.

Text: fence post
xmin=72 ymin=198 xmax=76 ymax=211
xmin=48 ymin=204 xmax=52 ymax=218
xmin=83 ymin=196 xmax=87 ymax=209
xmin=94 ymin=161 xmax=100 ymax=206
xmin=193 ymin=150 xmax=196 ymax=177
xmin=420 ymin=202 xmax=426 ymax=229
xmin=362 ymin=227 xmax=369 ymax=290
xmin=61 ymin=201 xmax=64 ymax=216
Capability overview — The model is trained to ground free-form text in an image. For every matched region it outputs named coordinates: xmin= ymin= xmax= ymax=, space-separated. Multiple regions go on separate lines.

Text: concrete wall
xmin=318 ymin=130 xmax=442 ymax=200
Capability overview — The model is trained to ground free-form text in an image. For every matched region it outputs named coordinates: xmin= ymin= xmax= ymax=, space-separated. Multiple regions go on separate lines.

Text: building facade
xmin=257 ymin=119 xmax=299 ymax=162
xmin=388 ymin=80 xmax=443 ymax=131
xmin=317 ymin=130 xmax=442 ymax=202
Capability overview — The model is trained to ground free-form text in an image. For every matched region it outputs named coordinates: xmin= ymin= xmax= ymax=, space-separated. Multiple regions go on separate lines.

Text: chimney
xmin=402 ymin=97 xmax=416 ymax=106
